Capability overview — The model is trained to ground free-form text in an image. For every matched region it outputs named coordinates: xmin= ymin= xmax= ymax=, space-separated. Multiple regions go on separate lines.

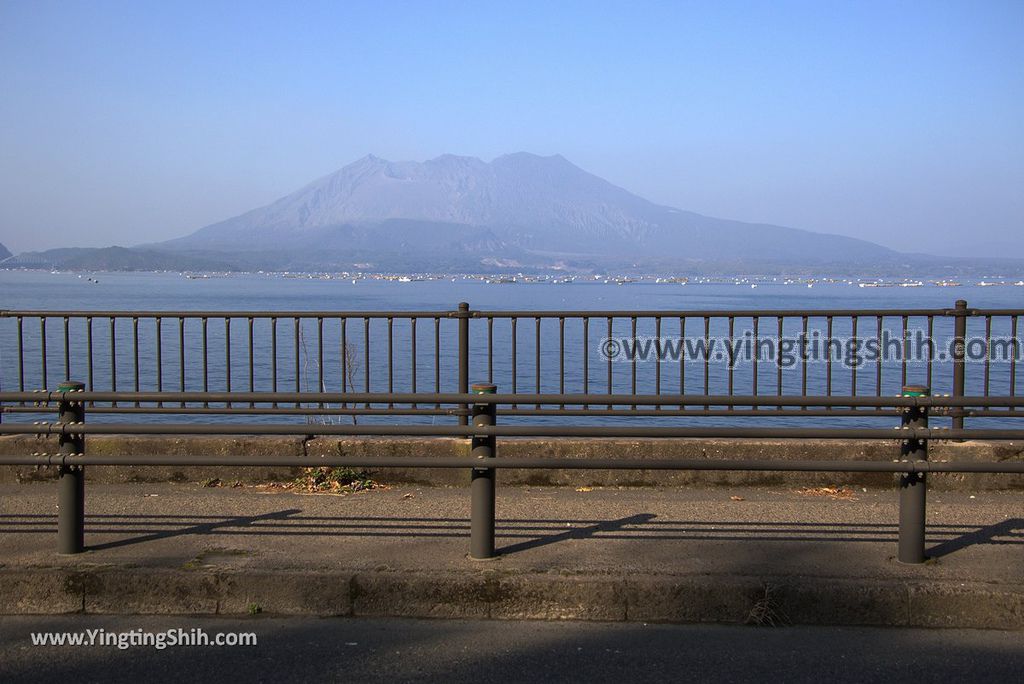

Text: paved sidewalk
xmin=1 ymin=483 xmax=1021 ymax=627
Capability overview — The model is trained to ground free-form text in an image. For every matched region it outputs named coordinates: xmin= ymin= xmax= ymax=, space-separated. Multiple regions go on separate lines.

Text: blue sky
xmin=1 ymin=0 xmax=1021 ymax=256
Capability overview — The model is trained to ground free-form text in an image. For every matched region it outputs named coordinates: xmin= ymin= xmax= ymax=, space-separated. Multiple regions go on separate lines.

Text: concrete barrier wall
xmin=2 ymin=435 xmax=1022 ymax=490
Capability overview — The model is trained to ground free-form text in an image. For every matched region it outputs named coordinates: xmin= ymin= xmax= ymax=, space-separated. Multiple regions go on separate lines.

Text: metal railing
xmin=2 ymin=300 xmax=1022 ymax=425
xmin=2 ymin=386 xmax=1023 ymax=564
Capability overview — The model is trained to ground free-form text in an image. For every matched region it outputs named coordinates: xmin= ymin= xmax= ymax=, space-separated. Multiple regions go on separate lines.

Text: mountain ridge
xmin=163 ymin=152 xmax=895 ymax=265
xmin=6 ymin=153 xmax=1022 ymax=276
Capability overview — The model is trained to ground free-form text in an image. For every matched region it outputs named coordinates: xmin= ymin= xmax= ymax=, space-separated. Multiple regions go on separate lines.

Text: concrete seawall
xmin=3 ymin=435 xmax=1022 ymax=490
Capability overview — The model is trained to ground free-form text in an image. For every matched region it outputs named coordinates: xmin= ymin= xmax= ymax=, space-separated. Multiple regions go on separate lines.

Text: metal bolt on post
xmin=469 ymin=382 xmax=497 ymax=560
xmin=57 ymin=380 xmax=86 ymax=554
xmin=898 ymin=384 xmax=929 ymax=564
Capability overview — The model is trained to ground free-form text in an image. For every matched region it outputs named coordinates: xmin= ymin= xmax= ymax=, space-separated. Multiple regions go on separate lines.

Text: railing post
xmin=470 ymin=382 xmax=497 ymax=560
xmin=898 ymin=384 xmax=929 ymax=564
xmin=57 ymin=380 xmax=86 ymax=554
xmin=951 ymin=299 xmax=967 ymax=432
xmin=457 ymin=302 xmax=470 ymax=426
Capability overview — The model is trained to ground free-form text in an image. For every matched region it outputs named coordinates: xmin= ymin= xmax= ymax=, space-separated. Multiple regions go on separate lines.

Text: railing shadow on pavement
xmin=1 ymin=512 xmax=1020 ymax=557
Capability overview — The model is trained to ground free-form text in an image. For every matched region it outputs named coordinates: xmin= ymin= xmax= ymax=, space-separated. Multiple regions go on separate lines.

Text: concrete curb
xmin=3 ymin=567 xmax=1022 ymax=629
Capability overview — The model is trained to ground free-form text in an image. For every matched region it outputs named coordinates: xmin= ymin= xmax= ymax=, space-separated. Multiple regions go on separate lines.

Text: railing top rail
xmin=3 ymin=306 xmax=1021 ymax=319
xmin=471 ymin=308 xmax=972 ymax=318
xmin=954 ymin=308 xmax=1024 ymax=316
xmin=0 ymin=309 xmax=459 ymax=319
xmin=3 ymin=390 xmax=1024 ymax=408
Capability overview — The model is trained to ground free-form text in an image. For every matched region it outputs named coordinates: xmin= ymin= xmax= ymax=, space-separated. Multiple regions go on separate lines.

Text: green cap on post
xmin=57 ymin=381 xmax=85 ymax=393
xmin=901 ymin=385 xmax=929 ymax=397
xmin=471 ymin=382 xmax=497 ymax=394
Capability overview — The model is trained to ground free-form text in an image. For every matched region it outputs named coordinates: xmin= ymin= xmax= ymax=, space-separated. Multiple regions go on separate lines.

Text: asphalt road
xmin=1 ymin=616 xmax=1022 ymax=683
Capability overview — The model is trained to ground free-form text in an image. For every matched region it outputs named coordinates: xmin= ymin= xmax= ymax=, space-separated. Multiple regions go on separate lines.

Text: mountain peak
xmin=169 ymin=152 xmax=896 ymax=267
xmin=494 ymin=151 xmax=568 ymax=163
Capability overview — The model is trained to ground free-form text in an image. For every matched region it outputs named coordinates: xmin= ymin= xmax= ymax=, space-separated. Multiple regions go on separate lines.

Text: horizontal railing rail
xmin=5 ymin=424 xmax=1024 ymax=439
xmin=7 ymin=454 xmax=1024 ymax=474
xmin=7 ymin=389 xmax=1024 ymax=406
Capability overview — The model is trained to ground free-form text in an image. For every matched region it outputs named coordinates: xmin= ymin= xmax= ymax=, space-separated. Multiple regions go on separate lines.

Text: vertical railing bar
xmin=727 ymin=316 xmax=735 ymax=409
xmin=410 ymin=317 xmax=418 ymax=405
xmin=133 ymin=316 xmax=140 ymax=407
xmin=901 ymin=315 xmax=909 ymax=389
xmin=387 ymin=317 xmax=394 ymax=407
xmin=984 ymin=315 xmax=992 ymax=397
xmin=86 ymin=317 xmax=93 ymax=399
xmin=248 ymin=317 xmax=255 ymax=409
xmin=825 ymin=316 xmax=833 ymax=406
xmin=926 ymin=315 xmax=934 ymax=393
xmin=270 ymin=317 xmax=278 ymax=408
xmin=156 ymin=317 xmax=163 ymax=407
xmin=703 ymin=316 xmax=710 ymax=409
xmin=108 ymin=317 xmax=115 ymax=407
xmin=583 ymin=316 xmax=590 ymax=410
xmin=875 ymin=316 xmax=883 ymax=399
xmin=536 ymin=316 xmax=542 ymax=410
xmin=317 ymin=317 xmax=324 ymax=408
xmin=16 ymin=316 xmax=24 ymax=392
xmin=177 ymin=317 xmax=184 ymax=408
xmin=752 ymin=316 xmax=760 ymax=398
xmin=776 ymin=316 xmax=784 ymax=408
xmin=40 ymin=317 xmax=48 ymax=392
xmin=1010 ymin=315 xmax=1019 ymax=396
xmin=433 ymin=317 xmax=440 ymax=409
xmin=558 ymin=317 xmax=565 ymax=409
xmin=679 ymin=317 xmax=685 ymax=408
xmin=487 ymin=317 xmax=494 ymax=385
xmin=457 ymin=302 xmax=469 ymax=426
xmin=654 ymin=316 xmax=662 ymax=410
xmin=363 ymin=317 xmax=370 ymax=409
xmin=511 ymin=317 xmax=518 ymax=408
xmin=631 ymin=316 xmax=638 ymax=410
xmin=340 ymin=318 xmax=348 ymax=405
xmin=202 ymin=317 xmax=209 ymax=408
xmin=801 ymin=316 xmax=809 ymax=409
xmin=850 ymin=315 xmax=858 ymax=399
xmin=63 ymin=316 xmax=70 ymax=381
xmin=606 ymin=316 xmax=613 ymax=410
xmin=293 ymin=317 xmax=301 ymax=408
xmin=225 ymin=318 xmax=232 ymax=408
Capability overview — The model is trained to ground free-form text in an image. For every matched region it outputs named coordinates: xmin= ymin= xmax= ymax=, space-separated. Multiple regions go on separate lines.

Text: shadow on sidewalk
xmin=497 ymin=513 xmax=657 ymax=555
xmin=1 ymin=512 xmax=1020 ymax=557
xmin=926 ymin=518 xmax=1024 ymax=559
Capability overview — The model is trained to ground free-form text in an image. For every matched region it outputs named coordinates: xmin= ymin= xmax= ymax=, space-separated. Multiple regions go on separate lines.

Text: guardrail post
xmin=951 ymin=299 xmax=967 ymax=431
xmin=470 ymin=382 xmax=497 ymax=560
xmin=898 ymin=384 xmax=929 ymax=564
xmin=57 ymin=380 xmax=86 ymax=554
xmin=457 ymin=302 xmax=470 ymax=426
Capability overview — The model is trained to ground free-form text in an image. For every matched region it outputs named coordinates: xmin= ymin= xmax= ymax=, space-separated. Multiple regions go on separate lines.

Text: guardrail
xmin=2 ymin=386 xmax=1023 ymax=564
xmin=2 ymin=300 xmax=1021 ymax=426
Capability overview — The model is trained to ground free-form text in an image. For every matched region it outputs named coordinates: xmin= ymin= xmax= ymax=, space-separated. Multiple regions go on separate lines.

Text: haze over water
xmin=2 ymin=270 xmax=1022 ymax=311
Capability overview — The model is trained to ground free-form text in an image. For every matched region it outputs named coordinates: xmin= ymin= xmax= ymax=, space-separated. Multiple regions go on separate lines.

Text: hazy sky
xmin=1 ymin=1 xmax=1021 ymax=257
